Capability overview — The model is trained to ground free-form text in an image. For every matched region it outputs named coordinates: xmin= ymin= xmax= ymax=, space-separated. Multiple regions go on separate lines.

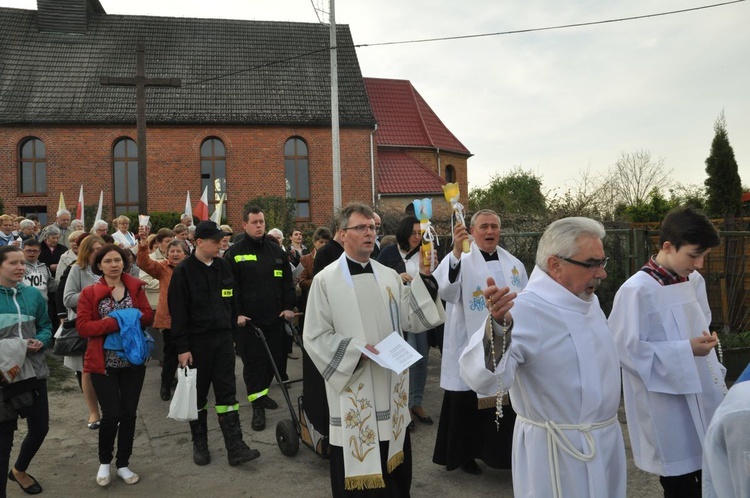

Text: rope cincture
xmin=516 ymin=414 xmax=617 ymax=498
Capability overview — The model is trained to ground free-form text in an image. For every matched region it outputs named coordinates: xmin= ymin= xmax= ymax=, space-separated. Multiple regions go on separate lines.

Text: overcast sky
xmin=2 ymin=0 xmax=748 ymax=195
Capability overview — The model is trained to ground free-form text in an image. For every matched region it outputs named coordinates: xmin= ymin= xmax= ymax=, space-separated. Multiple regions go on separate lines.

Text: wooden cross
xmin=100 ymin=43 xmax=181 ymax=214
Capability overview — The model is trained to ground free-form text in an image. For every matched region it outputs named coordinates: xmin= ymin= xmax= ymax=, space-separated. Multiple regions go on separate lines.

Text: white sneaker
xmin=96 ymin=464 xmax=111 ymax=486
xmin=117 ymin=467 xmax=140 ymax=485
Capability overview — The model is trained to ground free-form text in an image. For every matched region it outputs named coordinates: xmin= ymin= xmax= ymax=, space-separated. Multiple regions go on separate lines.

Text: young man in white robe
xmin=459 ymin=217 xmax=626 ymax=498
xmin=432 ymin=209 xmax=527 ymax=474
xmin=702 ymin=363 xmax=750 ymax=498
xmin=304 ymin=203 xmax=445 ymax=496
xmin=609 ymin=206 xmax=726 ymax=498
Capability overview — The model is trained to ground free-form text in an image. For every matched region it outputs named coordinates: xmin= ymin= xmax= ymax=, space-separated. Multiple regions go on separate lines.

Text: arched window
xmin=201 ymin=138 xmax=226 ymax=219
xmin=284 ymin=137 xmax=309 ymax=220
xmin=445 ymin=164 xmax=456 ymax=183
xmin=19 ymin=138 xmax=46 ymax=195
xmin=113 ymin=138 xmax=139 ymax=215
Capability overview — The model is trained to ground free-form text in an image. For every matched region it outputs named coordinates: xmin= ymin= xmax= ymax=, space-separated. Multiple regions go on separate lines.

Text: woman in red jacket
xmin=76 ymin=244 xmax=153 ymax=488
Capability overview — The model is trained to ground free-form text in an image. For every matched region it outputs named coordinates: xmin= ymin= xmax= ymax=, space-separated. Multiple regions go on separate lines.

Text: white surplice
xmin=304 ymin=254 xmax=445 ymax=448
xmin=702 ymin=380 xmax=750 ymax=498
xmin=609 ymin=271 xmax=727 ymax=476
xmin=459 ymin=267 xmax=626 ymax=498
xmin=433 ymin=242 xmax=527 ymax=393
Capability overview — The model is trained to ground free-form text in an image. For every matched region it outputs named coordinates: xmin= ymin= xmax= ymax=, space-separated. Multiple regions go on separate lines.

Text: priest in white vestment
xmin=610 ymin=206 xmax=726 ymax=497
xmin=432 ymin=209 xmax=527 ymax=474
xmin=304 ymin=203 xmax=445 ymax=497
xmin=459 ymin=217 xmax=626 ymax=498
xmin=702 ymin=364 xmax=750 ymax=498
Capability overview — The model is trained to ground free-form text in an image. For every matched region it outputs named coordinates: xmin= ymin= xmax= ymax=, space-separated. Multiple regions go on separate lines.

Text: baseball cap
xmin=194 ymin=221 xmax=229 ymax=240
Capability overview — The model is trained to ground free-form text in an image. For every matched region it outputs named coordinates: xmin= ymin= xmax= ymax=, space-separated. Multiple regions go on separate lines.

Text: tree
xmin=469 ymin=167 xmax=547 ymax=216
xmin=607 ymin=150 xmax=671 ymax=206
xmin=704 ymin=110 xmax=742 ymax=228
xmin=243 ymin=195 xmax=296 ymax=235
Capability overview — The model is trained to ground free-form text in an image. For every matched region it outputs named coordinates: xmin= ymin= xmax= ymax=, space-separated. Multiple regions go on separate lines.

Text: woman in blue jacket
xmin=0 ymin=245 xmax=52 ymax=496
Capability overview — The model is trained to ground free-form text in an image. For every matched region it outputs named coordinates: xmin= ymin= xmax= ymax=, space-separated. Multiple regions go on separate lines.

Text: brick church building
xmin=0 ymin=0 xmax=469 ymax=227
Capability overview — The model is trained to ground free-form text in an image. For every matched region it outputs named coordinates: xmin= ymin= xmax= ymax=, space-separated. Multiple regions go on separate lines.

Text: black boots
xmin=218 ymin=411 xmax=260 ymax=466
xmin=251 ymin=402 xmax=266 ymax=431
xmin=160 ymin=383 xmax=171 ymax=401
xmin=189 ymin=410 xmax=210 ymax=466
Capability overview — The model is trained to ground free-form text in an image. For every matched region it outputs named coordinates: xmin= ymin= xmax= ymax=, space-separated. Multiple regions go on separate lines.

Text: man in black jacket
xmin=168 ymin=221 xmax=260 ymax=467
xmin=225 ymin=207 xmax=296 ymax=431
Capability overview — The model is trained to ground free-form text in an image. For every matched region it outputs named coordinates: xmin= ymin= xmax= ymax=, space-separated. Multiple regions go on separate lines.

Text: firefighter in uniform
xmin=168 ymin=220 xmax=260 ymax=466
xmin=225 ymin=206 xmax=296 ymax=431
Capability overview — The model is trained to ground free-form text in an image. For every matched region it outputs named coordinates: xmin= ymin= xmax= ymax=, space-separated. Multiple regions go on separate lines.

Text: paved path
xmin=7 ymin=347 xmax=662 ymax=497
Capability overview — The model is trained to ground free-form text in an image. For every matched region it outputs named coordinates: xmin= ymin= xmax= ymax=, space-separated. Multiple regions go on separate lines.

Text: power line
xmin=357 ymin=0 xmax=746 ymax=48
xmin=0 ymin=0 xmax=745 ymax=119
xmin=181 ymin=0 xmax=748 ymax=86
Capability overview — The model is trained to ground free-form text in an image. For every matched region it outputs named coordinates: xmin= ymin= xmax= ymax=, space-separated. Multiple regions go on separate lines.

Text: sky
xmin=2 ymin=0 xmax=748 ymax=195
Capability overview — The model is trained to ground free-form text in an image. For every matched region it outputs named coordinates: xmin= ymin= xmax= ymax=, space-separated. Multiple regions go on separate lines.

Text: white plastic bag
xmin=167 ymin=367 xmax=198 ymax=422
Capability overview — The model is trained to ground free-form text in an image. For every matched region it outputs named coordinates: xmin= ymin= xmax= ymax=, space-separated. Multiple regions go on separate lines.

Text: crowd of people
xmin=0 ymin=203 xmax=747 ymax=497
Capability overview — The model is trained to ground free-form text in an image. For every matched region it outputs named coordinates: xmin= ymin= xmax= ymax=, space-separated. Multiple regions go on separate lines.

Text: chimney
xmin=36 ymin=0 xmax=105 ymax=34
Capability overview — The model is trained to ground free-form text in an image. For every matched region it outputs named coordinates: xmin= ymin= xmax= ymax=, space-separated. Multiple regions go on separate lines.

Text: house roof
xmin=364 ymin=77 xmax=470 ymax=155
xmin=0 ymin=6 xmax=375 ymax=126
xmin=378 ymin=150 xmax=447 ymax=195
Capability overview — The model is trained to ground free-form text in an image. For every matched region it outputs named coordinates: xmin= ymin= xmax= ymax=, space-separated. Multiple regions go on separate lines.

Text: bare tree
xmin=607 ymin=150 xmax=672 ymax=206
xmin=547 ymin=166 xmax=618 ymax=220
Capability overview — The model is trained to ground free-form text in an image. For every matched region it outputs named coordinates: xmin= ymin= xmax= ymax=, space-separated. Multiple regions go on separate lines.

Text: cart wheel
xmin=276 ymin=419 xmax=299 ymax=456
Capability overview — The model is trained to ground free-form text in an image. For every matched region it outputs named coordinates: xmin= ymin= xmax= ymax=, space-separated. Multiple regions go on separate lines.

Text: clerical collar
xmin=480 ymin=249 xmax=499 ymax=262
xmin=345 ymin=255 xmax=373 ymax=275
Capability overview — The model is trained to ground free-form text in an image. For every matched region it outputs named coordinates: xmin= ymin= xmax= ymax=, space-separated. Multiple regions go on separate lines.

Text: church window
xmin=200 ymin=138 xmax=227 ymax=220
xmin=445 ymin=164 xmax=456 ymax=183
xmin=113 ymin=138 xmax=139 ymax=215
xmin=284 ymin=137 xmax=310 ymax=221
xmin=19 ymin=138 xmax=46 ymax=195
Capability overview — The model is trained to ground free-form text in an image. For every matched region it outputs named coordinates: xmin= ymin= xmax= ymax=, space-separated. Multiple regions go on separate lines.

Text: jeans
xmin=91 ymin=366 xmax=146 ymax=468
xmin=161 ymin=328 xmax=179 ymax=388
xmin=406 ymin=331 xmax=429 ymax=408
xmin=0 ymin=382 xmax=49 ymax=497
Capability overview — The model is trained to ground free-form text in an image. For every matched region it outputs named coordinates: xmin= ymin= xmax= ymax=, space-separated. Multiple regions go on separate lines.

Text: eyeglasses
xmin=558 ymin=256 xmax=609 ymax=270
xmin=342 ymin=224 xmax=377 ymax=234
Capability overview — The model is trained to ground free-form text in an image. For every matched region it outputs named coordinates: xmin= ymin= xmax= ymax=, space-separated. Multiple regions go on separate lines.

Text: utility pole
xmin=330 ymin=0 xmax=342 ymax=213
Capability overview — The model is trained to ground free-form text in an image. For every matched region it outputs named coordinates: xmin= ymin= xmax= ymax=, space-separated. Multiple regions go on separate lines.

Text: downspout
xmin=370 ymin=123 xmax=378 ymax=206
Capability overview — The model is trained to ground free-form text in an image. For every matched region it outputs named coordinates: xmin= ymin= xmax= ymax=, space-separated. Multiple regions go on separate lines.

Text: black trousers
xmin=0 ymin=381 xmax=49 ymax=496
xmin=160 ymin=328 xmax=179 ymax=387
xmin=329 ymin=431 xmax=412 ymax=497
xmin=91 ymin=366 xmax=146 ymax=468
xmin=660 ymin=470 xmax=701 ymax=498
xmin=189 ymin=330 xmax=238 ymax=412
xmin=235 ymin=322 xmax=284 ymax=400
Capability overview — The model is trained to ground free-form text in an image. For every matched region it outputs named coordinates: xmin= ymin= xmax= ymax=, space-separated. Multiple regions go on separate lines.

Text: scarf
xmin=339 ymin=261 xmax=409 ymax=490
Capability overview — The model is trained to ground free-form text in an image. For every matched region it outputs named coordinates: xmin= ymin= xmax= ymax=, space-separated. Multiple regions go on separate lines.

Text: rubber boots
xmin=251 ymin=401 xmax=266 ymax=431
xmin=218 ymin=411 xmax=260 ymax=466
xmin=189 ymin=410 xmax=210 ymax=466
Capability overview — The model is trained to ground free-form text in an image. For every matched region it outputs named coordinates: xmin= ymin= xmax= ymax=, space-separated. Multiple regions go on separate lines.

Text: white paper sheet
xmin=357 ymin=331 xmax=422 ymax=373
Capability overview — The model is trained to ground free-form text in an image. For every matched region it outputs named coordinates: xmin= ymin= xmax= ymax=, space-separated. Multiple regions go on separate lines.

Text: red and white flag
xmin=184 ymin=191 xmax=192 ymax=219
xmin=193 ymin=187 xmax=209 ymax=221
xmin=76 ymin=185 xmax=84 ymax=226
xmin=94 ymin=191 xmax=103 ymax=223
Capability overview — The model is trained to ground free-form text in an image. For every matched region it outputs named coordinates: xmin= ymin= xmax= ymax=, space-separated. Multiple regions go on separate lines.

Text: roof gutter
xmin=370 ymin=123 xmax=378 ymax=206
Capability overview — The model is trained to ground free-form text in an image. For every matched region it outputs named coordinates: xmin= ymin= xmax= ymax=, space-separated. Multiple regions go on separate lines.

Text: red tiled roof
xmin=364 ymin=77 xmax=470 ymax=155
xmin=378 ymin=150 xmax=447 ymax=195
xmin=742 ymin=192 xmax=750 ymax=203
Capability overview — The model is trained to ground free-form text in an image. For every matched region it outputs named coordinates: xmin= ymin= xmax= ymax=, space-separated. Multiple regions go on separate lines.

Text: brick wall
xmin=1 ymin=124 xmax=376 ymax=229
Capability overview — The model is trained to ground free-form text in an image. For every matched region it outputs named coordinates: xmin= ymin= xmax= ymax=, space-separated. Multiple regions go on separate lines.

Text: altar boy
xmin=609 ymin=206 xmax=727 ymax=498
